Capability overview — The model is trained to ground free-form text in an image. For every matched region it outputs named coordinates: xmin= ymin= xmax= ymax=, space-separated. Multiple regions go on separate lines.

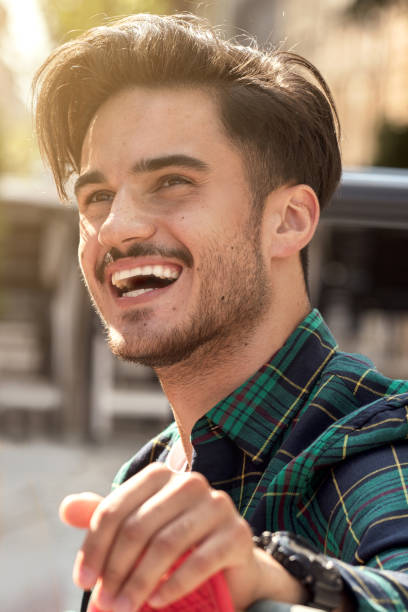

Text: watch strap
xmin=253 ymin=531 xmax=343 ymax=611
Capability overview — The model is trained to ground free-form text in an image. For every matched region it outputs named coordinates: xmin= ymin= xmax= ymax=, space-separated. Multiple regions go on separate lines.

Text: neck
xmin=155 ymin=291 xmax=311 ymax=461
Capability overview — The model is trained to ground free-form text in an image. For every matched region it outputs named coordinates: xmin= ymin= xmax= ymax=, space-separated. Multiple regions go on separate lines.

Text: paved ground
xmin=0 ymin=426 xmax=157 ymax=612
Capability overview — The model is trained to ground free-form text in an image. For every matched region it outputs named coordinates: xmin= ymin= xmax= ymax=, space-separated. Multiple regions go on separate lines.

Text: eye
xmin=159 ymin=175 xmax=193 ymax=189
xmin=85 ymin=190 xmax=114 ymax=205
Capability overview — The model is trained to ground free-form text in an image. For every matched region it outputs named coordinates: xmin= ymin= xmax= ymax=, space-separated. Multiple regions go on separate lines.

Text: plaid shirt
xmin=96 ymin=309 xmax=408 ymax=611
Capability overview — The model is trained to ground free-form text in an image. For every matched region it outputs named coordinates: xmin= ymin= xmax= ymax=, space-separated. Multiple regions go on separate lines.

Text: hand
xmin=60 ymin=463 xmax=307 ymax=612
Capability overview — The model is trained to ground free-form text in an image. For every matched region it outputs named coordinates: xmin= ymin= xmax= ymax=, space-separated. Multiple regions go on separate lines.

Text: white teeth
xmin=114 ymin=279 xmax=128 ymax=290
xmin=111 ymin=265 xmax=180 ymax=287
xmin=165 ymin=268 xmax=179 ymax=279
xmin=152 ymin=265 xmax=163 ymax=277
xmin=123 ymin=288 xmax=155 ymax=297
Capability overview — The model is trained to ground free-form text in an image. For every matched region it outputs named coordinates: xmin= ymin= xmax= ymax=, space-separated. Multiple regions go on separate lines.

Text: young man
xmin=33 ymin=13 xmax=408 ymax=612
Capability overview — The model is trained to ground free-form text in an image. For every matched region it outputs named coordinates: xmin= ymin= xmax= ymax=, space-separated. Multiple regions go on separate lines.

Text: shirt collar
xmin=191 ymin=309 xmax=338 ymax=464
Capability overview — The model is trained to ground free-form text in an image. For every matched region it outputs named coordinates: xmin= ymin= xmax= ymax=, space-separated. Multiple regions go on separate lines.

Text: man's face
xmin=77 ymin=86 xmax=272 ymax=367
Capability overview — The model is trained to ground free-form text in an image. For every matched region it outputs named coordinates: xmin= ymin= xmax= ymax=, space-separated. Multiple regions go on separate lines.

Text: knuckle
xmin=81 ymin=539 xmax=100 ymax=561
xmin=102 ymin=565 xmax=122 ymax=588
xmin=167 ymin=471 xmax=209 ymax=501
xmin=211 ymin=489 xmax=233 ymax=513
xmin=177 ymin=512 xmax=195 ymax=536
xmin=192 ymin=549 xmax=212 ymax=574
xmin=189 ymin=471 xmax=208 ymax=486
xmin=91 ymin=502 xmax=116 ymax=531
xmin=119 ymin=584 xmax=142 ymax=608
xmin=182 ymin=471 xmax=208 ymax=494
xmin=188 ymin=471 xmax=207 ymax=485
xmin=154 ymin=527 xmax=179 ymax=552
xmin=127 ymin=572 xmax=149 ymax=595
xmin=122 ymin=515 xmax=142 ymax=542
xmin=145 ymin=462 xmax=170 ymax=479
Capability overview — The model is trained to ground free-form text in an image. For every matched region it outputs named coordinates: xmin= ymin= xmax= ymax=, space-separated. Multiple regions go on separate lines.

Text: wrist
xmin=251 ymin=546 xmax=310 ymax=605
xmin=253 ymin=531 xmax=344 ymax=611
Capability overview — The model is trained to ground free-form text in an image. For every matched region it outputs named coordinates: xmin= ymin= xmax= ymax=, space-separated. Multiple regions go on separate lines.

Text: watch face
xmin=274 ymin=531 xmax=320 ymax=555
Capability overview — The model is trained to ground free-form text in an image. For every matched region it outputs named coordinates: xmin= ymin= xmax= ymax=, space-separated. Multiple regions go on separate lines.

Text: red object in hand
xmin=87 ymin=553 xmax=234 ymax=611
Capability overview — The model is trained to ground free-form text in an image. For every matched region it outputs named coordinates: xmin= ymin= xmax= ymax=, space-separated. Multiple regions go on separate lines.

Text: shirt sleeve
xmin=334 ymin=561 xmax=408 ymax=612
xmin=314 ymin=441 xmax=408 ymax=611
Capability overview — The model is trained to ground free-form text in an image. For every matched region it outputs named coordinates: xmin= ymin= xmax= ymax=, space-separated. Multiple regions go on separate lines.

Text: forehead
xmin=80 ymin=86 xmax=238 ymax=171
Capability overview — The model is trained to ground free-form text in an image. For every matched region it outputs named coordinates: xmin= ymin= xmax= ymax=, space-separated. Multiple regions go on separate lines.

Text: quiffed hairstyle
xmin=33 ymin=13 xmax=341 ymax=276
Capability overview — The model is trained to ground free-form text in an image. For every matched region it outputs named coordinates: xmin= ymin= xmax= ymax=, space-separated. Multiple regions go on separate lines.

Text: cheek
xmin=78 ymin=217 xmax=98 ymax=274
xmin=79 ymin=214 xmax=96 ymax=242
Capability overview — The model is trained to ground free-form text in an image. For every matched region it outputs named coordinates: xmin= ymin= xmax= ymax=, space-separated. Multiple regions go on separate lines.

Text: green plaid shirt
xmin=111 ymin=309 xmax=408 ymax=612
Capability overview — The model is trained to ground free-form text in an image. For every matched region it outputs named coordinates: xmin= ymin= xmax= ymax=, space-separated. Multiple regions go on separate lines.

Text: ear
xmin=263 ymin=184 xmax=320 ymax=259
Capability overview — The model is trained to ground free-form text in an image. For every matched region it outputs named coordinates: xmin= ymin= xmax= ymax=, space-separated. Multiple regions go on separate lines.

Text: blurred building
xmin=200 ymin=0 xmax=408 ymax=168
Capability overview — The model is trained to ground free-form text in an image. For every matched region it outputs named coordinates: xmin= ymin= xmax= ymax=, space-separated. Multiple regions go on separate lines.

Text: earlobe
xmin=266 ymin=185 xmax=319 ymax=258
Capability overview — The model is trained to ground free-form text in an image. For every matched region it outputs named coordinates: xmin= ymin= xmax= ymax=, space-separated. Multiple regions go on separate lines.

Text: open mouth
xmin=111 ymin=264 xmax=181 ymax=298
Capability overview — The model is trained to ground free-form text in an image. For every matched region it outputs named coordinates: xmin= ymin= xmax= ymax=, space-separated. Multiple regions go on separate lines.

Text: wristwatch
xmin=253 ymin=531 xmax=344 ymax=611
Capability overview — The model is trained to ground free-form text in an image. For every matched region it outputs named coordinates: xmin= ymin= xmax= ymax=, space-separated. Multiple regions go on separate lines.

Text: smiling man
xmin=33 ymin=13 xmax=408 ymax=612
xmin=78 ymin=87 xmax=273 ymax=374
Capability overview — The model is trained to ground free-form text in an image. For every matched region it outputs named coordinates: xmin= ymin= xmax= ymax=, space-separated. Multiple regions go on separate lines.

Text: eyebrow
xmin=74 ymin=170 xmax=105 ymax=196
xmin=74 ymin=154 xmax=209 ymax=197
xmin=131 ymin=154 xmax=209 ymax=174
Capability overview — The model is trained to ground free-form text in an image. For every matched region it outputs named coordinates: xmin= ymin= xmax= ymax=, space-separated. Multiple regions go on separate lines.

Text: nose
xmin=98 ymin=188 xmax=156 ymax=249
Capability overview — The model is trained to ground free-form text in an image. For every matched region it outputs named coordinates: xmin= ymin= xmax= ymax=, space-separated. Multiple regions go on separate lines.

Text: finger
xmin=147 ymin=513 xmax=252 ymax=608
xmin=74 ymin=463 xmax=172 ymax=590
xmin=59 ymin=493 xmax=103 ymax=528
xmin=93 ymin=472 xmax=213 ymax=610
xmin=106 ymin=488 xmax=236 ymax=612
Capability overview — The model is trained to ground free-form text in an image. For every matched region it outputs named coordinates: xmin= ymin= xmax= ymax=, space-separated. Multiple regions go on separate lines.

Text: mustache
xmin=95 ymin=243 xmax=194 ymax=283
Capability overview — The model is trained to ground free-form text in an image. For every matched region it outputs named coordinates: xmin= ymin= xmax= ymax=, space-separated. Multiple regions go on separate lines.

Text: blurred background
xmin=0 ymin=0 xmax=407 ymax=610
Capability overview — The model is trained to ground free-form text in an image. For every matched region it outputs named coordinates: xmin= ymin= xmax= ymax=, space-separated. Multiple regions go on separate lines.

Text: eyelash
xmin=157 ymin=174 xmax=193 ymax=189
xmin=84 ymin=190 xmax=113 ymax=206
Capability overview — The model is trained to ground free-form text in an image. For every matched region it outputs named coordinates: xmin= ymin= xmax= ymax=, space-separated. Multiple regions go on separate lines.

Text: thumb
xmin=59 ymin=492 xmax=103 ymax=528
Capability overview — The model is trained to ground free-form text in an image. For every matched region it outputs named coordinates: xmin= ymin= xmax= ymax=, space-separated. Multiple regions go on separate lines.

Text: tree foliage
xmin=345 ymin=0 xmax=401 ymax=20
xmin=374 ymin=121 xmax=408 ymax=168
xmin=39 ymin=0 xmax=182 ymax=43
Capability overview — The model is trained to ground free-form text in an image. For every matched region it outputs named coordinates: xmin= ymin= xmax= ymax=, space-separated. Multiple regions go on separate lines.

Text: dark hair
xmin=33 ymin=13 xmax=341 ymax=280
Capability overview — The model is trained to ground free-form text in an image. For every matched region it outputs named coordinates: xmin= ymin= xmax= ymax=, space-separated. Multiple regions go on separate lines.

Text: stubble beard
xmin=93 ymin=222 xmax=271 ymax=369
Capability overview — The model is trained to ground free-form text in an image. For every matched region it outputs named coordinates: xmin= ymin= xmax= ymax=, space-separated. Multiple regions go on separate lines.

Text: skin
xmin=62 ymin=86 xmax=349 ymax=611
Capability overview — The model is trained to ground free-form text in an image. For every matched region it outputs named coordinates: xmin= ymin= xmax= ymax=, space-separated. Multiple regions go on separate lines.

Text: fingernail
xmin=114 ymin=594 xmax=133 ymax=612
xmin=96 ymin=588 xmax=115 ymax=609
xmin=76 ymin=565 xmax=97 ymax=589
xmin=147 ymin=593 xmax=164 ymax=608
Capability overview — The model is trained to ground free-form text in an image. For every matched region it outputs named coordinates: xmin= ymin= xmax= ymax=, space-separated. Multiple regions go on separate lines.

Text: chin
xmin=106 ymin=328 xmax=191 ymax=368
xmin=106 ymin=322 xmax=220 ymax=369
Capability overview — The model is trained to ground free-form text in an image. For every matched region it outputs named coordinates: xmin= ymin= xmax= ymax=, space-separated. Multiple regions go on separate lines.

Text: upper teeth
xmin=111 ymin=265 xmax=180 ymax=288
